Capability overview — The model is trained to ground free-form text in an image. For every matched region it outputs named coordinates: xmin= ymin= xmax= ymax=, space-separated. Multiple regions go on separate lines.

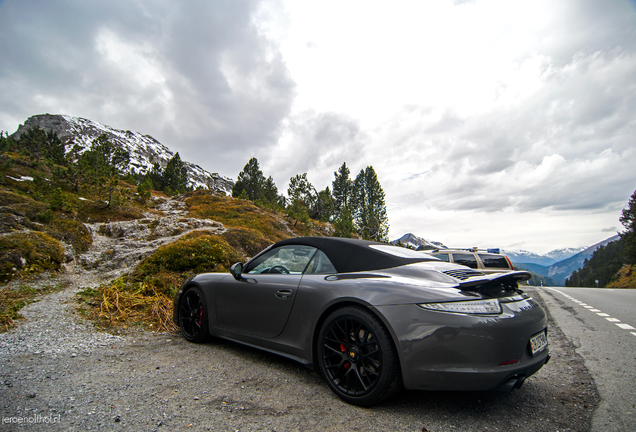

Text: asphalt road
xmin=536 ymin=287 xmax=636 ymax=432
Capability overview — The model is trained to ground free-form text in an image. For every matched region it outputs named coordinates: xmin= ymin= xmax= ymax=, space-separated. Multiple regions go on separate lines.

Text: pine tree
xmin=620 ymin=189 xmax=636 ymax=264
xmin=146 ymin=162 xmax=164 ymax=191
xmin=286 ymin=173 xmax=316 ymax=226
xmin=43 ymin=130 xmax=66 ymax=165
xmin=0 ymin=131 xmax=11 ymax=153
xmin=162 ymin=152 xmax=189 ymax=194
xmin=352 ymin=166 xmax=389 ymax=241
xmin=262 ymin=176 xmax=283 ymax=208
xmin=18 ymin=126 xmax=47 ymax=164
xmin=83 ymin=134 xmax=130 ymax=175
xmin=61 ymin=143 xmax=86 ymax=192
xmin=232 ymin=157 xmax=267 ymax=201
xmin=565 ymin=240 xmax=625 ymax=287
xmin=79 ymin=134 xmax=130 ymax=207
xmin=333 ymin=207 xmax=355 ymax=238
xmin=332 ymin=162 xmax=352 ymax=216
xmin=314 ymin=187 xmax=335 ymax=222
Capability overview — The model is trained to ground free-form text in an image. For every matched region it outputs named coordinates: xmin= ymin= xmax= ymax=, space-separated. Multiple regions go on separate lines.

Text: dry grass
xmin=79 ymin=282 xmax=178 ymax=333
xmin=606 ymin=264 xmax=636 ymax=288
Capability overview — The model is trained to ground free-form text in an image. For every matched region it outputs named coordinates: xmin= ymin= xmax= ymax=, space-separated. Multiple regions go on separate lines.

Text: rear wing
xmin=456 ymin=270 xmax=532 ymax=292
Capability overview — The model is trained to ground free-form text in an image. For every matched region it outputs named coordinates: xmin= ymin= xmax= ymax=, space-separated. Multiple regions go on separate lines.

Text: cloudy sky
xmin=1 ymin=0 xmax=635 ymax=253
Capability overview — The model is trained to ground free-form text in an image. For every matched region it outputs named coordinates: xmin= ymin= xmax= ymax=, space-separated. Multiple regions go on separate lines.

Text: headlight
xmin=418 ymin=299 xmax=502 ymax=314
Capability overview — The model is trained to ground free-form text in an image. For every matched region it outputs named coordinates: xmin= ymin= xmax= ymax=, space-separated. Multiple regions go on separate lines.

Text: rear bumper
xmin=375 ymin=298 xmax=549 ymax=391
xmin=401 ymin=348 xmax=550 ymax=391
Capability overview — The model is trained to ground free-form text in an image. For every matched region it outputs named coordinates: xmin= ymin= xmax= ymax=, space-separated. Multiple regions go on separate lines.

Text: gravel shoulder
xmin=1 ymin=277 xmax=599 ymax=431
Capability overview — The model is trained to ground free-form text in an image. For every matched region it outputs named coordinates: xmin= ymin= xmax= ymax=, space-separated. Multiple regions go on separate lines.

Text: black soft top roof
xmin=271 ymin=237 xmax=432 ymax=273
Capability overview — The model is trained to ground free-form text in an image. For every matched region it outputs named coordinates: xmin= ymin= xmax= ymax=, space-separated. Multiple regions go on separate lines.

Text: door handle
xmin=275 ymin=289 xmax=293 ymax=299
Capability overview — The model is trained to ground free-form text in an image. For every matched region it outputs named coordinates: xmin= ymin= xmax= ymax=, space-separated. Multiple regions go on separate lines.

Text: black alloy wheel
xmin=178 ymin=287 xmax=210 ymax=343
xmin=317 ymin=306 xmax=402 ymax=406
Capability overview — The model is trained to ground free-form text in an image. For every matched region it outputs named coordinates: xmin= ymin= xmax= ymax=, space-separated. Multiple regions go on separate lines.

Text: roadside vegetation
xmin=566 ymin=189 xmax=636 ymax=288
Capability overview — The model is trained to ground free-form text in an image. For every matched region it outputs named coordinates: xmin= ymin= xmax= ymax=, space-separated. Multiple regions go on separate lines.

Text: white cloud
xmin=1 ymin=0 xmax=635 ymax=253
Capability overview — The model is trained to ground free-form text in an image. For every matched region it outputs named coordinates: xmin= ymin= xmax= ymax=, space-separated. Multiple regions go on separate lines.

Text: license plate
xmin=529 ymin=330 xmax=548 ymax=355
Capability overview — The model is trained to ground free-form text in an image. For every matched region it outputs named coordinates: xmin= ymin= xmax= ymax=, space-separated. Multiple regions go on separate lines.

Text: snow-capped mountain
xmin=390 ymin=233 xmax=447 ymax=250
xmin=502 ymin=247 xmax=587 ymax=266
xmin=502 ymin=249 xmax=558 ymax=266
xmin=545 ymin=247 xmax=588 ymax=262
xmin=11 ymin=114 xmax=233 ymax=194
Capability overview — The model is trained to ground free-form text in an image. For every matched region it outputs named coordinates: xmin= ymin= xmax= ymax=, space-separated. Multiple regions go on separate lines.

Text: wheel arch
xmin=174 ymin=281 xmax=217 ymax=333
xmin=310 ymin=300 xmax=403 ymax=372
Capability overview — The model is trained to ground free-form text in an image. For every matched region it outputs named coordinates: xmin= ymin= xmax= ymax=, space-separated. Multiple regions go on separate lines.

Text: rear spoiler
xmin=458 ymin=270 xmax=531 ymax=291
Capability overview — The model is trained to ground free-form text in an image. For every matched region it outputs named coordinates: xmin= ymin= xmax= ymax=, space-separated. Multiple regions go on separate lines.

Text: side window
xmin=452 ymin=253 xmax=478 ymax=269
xmin=304 ymin=250 xmax=337 ymax=274
xmin=432 ymin=253 xmax=450 ymax=262
xmin=245 ymin=245 xmax=317 ymax=274
xmin=479 ymin=254 xmax=511 ymax=269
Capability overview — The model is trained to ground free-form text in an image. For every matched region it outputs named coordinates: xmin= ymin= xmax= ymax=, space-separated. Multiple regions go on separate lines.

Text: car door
xmin=215 ymin=245 xmax=317 ymax=338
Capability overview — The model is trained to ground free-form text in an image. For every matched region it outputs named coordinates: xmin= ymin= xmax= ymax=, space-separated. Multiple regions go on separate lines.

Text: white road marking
xmin=545 ymin=288 xmax=636 ymax=337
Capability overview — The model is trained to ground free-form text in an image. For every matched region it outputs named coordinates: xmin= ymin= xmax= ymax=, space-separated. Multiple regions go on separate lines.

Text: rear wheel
xmin=178 ymin=286 xmax=210 ymax=343
xmin=317 ymin=306 xmax=402 ymax=406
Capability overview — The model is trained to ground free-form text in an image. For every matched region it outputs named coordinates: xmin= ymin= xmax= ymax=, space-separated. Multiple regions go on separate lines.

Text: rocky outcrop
xmin=75 ymin=195 xmax=226 ymax=280
xmin=11 ymin=114 xmax=234 ymax=194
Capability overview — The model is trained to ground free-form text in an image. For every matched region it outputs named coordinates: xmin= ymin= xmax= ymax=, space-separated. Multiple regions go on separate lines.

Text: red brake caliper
xmin=340 ymin=343 xmax=350 ymax=369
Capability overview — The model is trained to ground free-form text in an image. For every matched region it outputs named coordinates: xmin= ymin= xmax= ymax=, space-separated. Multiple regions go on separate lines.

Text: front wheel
xmin=178 ymin=286 xmax=210 ymax=343
xmin=316 ymin=306 xmax=402 ymax=406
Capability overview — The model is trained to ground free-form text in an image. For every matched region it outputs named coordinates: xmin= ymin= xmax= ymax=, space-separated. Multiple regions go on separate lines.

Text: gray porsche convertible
xmin=173 ymin=237 xmax=550 ymax=406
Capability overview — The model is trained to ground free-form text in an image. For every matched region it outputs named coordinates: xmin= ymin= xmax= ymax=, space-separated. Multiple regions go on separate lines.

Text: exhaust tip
xmin=498 ymin=375 xmax=526 ymax=392
xmin=513 ymin=375 xmax=526 ymax=389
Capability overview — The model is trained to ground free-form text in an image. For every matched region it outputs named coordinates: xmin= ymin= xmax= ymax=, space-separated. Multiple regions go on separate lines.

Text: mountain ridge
xmin=11 ymin=114 xmax=233 ymax=194
xmin=389 ymin=233 xmax=447 ymax=250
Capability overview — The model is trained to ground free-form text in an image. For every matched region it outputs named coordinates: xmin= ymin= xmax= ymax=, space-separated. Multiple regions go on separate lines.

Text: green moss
xmin=0 ymin=231 xmax=65 ymax=282
xmin=0 ymin=189 xmax=36 ymax=206
xmin=46 ymin=219 xmax=93 ymax=255
xmin=221 ymin=227 xmax=272 ymax=258
xmin=185 ymin=191 xmax=290 ymax=242
xmin=0 ymin=189 xmax=47 ymax=219
xmin=133 ymin=231 xmax=244 ymax=285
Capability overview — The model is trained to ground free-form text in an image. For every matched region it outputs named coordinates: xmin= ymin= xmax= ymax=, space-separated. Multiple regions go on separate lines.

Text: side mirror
xmin=230 ymin=262 xmax=244 ymax=281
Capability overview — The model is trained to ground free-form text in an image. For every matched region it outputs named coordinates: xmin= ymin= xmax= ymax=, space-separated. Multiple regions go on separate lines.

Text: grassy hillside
xmin=606 ymin=265 xmax=636 ymax=288
xmin=1 ymin=152 xmax=331 ymax=332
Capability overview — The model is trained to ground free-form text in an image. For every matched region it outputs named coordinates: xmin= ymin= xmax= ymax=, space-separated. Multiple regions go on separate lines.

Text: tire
xmin=316 ymin=306 xmax=402 ymax=406
xmin=178 ymin=286 xmax=210 ymax=343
